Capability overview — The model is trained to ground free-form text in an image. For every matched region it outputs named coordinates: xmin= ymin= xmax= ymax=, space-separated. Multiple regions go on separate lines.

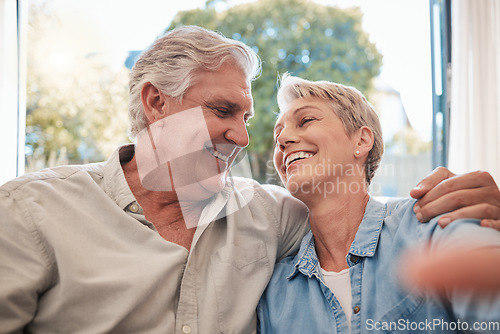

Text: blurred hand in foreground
xmin=401 ymin=245 xmax=500 ymax=293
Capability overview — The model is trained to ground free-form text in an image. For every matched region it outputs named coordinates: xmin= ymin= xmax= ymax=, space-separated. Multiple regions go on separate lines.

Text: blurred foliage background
xmin=26 ymin=0 xmax=431 ymax=189
xmin=166 ymin=0 xmax=382 ymax=182
xmin=26 ymin=1 xmax=130 ymax=171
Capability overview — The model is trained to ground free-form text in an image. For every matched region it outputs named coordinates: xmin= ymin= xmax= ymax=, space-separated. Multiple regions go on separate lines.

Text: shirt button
xmin=181 ymin=325 xmax=192 ymax=334
xmin=128 ymin=203 xmax=140 ymax=213
xmin=350 ymin=255 xmax=359 ymax=263
xmin=353 ymin=306 xmax=361 ymax=314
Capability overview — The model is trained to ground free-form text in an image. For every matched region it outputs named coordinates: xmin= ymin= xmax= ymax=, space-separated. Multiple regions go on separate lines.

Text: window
xmin=325 ymin=0 xmax=434 ymax=196
xmin=19 ymin=0 xmax=435 ymax=196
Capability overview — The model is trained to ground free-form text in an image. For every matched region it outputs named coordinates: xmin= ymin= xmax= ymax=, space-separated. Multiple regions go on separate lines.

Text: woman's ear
xmin=141 ymin=82 xmax=168 ymax=124
xmin=354 ymin=126 xmax=374 ymax=157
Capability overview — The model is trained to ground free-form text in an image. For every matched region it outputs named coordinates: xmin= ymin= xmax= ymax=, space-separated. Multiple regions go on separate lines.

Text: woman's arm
xmin=402 ymin=244 xmax=500 ymax=292
xmin=400 ymin=220 xmax=500 ymax=331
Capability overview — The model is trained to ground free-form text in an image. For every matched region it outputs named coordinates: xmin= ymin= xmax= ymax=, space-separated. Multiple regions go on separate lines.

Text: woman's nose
xmin=276 ymin=127 xmax=299 ymax=152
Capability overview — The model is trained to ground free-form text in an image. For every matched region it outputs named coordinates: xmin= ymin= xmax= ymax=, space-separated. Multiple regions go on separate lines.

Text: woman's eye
xmin=300 ymin=117 xmax=315 ymax=126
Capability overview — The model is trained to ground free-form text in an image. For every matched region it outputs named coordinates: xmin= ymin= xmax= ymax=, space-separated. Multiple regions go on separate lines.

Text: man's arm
xmin=410 ymin=167 xmax=500 ymax=229
xmin=0 ymin=191 xmax=51 ymax=332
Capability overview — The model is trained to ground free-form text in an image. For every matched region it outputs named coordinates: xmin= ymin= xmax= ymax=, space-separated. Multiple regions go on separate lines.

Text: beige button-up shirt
xmin=0 ymin=145 xmax=309 ymax=334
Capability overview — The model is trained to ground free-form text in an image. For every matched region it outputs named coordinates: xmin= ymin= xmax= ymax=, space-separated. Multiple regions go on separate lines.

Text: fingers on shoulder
xmin=482 ymin=219 xmax=500 ymax=231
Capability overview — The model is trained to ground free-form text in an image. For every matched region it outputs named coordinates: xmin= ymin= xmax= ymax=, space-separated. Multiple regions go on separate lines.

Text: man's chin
xmin=175 ymin=172 xmax=228 ymax=202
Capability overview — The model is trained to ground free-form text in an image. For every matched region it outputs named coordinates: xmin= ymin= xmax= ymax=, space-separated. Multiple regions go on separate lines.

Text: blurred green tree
xmin=25 ymin=2 xmax=130 ymax=171
xmin=167 ymin=0 xmax=383 ymax=182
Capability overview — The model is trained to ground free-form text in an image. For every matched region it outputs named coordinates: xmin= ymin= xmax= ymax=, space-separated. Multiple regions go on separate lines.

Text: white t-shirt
xmin=321 ymin=268 xmax=352 ymax=331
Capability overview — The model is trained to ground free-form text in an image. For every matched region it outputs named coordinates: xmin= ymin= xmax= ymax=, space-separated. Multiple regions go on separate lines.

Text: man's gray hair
xmin=277 ymin=74 xmax=384 ymax=185
xmin=128 ymin=25 xmax=261 ymax=139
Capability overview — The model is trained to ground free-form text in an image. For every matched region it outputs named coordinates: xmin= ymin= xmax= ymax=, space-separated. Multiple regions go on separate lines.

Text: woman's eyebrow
xmin=291 ymin=105 xmax=322 ymax=115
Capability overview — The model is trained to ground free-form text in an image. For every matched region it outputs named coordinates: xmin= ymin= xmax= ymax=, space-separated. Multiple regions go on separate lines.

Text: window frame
xmin=429 ymin=0 xmax=451 ymax=168
xmin=0 ymin=0 xmax=27 ymax=184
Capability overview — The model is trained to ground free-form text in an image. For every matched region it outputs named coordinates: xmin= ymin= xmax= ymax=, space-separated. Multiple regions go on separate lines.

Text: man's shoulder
xmin=230 ymin=177 xmax=306 ymax=209
xmin=0 ymin=162 xmax=105 ymax=196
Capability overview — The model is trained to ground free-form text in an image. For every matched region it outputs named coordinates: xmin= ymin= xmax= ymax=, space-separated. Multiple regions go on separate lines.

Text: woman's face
xmin=273 ymin=97 xmax=358 ymax=195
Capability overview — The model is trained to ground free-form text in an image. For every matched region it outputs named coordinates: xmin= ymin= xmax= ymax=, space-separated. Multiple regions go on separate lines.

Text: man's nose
xmin=225 ymin=119 xmax=250 ymax=148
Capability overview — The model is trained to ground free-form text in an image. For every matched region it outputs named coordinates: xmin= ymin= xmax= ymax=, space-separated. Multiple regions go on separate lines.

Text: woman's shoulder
xmin=375 ymin=196 xmax=417 ymax=216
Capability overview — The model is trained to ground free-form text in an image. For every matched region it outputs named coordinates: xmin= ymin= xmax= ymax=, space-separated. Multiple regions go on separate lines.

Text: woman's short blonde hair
xmin=277 ymin=74 xmax=384 ymax=185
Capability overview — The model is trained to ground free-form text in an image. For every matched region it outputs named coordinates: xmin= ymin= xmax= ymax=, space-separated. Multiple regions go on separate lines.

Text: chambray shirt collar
xmin=287 ymin=196 xmax=387 ymax=280
xmin=288 ymin=230 xmax=320 ymax=280
xmin=349 ymin=196 xmax=387 ymax=258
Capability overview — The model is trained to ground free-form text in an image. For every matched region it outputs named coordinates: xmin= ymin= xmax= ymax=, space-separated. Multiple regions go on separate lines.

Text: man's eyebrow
xmin=207 ymin=99 xmax=243 ymax=111
xmin=207 ymin=98 xmax=254 ymax=118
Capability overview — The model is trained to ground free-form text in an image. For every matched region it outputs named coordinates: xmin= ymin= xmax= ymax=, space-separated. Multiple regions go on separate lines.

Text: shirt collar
xmin=102 ymin=144 xmax=138 ymax=211
xmin=102 ymin=143 xmax=234 ymax=226
xmin=348 ymin=196 xmax=387 ymax=258
xmin=288 ymin=231 xmax=321 ymax=280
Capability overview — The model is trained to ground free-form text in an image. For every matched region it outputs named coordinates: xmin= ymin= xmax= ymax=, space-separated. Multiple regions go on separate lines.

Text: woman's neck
xmin=302 ymin=185 xmax=370 ymax=272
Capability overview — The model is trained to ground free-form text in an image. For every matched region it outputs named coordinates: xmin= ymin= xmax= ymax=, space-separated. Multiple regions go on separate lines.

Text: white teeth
xmin=207 ymin=147 xmax=229 ymax=162
xmin=285 ymin=151 xmax=314 ymax=168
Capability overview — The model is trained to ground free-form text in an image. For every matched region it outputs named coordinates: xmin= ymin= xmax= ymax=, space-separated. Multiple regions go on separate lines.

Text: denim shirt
xmin=257 ymin=197 xmax=500 ymax=334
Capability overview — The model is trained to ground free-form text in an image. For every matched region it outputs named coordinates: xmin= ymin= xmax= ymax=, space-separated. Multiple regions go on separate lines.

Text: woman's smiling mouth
xmin=285 ymin=151 xmax=316 ymax=169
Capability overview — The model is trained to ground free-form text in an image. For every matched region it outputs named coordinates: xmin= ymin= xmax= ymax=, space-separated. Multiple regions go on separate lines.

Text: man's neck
xmin=122 ymin=155 xmax=204 ymax=250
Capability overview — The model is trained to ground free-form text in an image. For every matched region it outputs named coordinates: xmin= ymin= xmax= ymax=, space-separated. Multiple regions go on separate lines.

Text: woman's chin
xmin=284 ymin=174 xmax=309 ymax=196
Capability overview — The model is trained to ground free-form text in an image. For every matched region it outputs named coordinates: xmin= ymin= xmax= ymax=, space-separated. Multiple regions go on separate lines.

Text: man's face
xmin=136 ymin=62 xmax=254 ymax=201
xmin=176 ymin=62 xmax=254 ymax=166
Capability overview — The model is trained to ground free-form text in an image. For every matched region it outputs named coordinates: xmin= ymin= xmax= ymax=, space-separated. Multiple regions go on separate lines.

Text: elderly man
xmin=1 ymin=26 xmax=499 ymax=333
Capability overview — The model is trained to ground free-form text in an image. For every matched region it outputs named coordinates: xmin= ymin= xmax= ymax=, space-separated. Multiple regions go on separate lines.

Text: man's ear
xmin=141 ymin=82 xmax=168 ymax=124
xmin=354 ymin=126 xmax=374 ymax=157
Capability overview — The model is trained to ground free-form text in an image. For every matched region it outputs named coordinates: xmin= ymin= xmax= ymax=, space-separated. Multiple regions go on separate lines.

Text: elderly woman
xmin=257 ymin=75 xmax=500 ymax=333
